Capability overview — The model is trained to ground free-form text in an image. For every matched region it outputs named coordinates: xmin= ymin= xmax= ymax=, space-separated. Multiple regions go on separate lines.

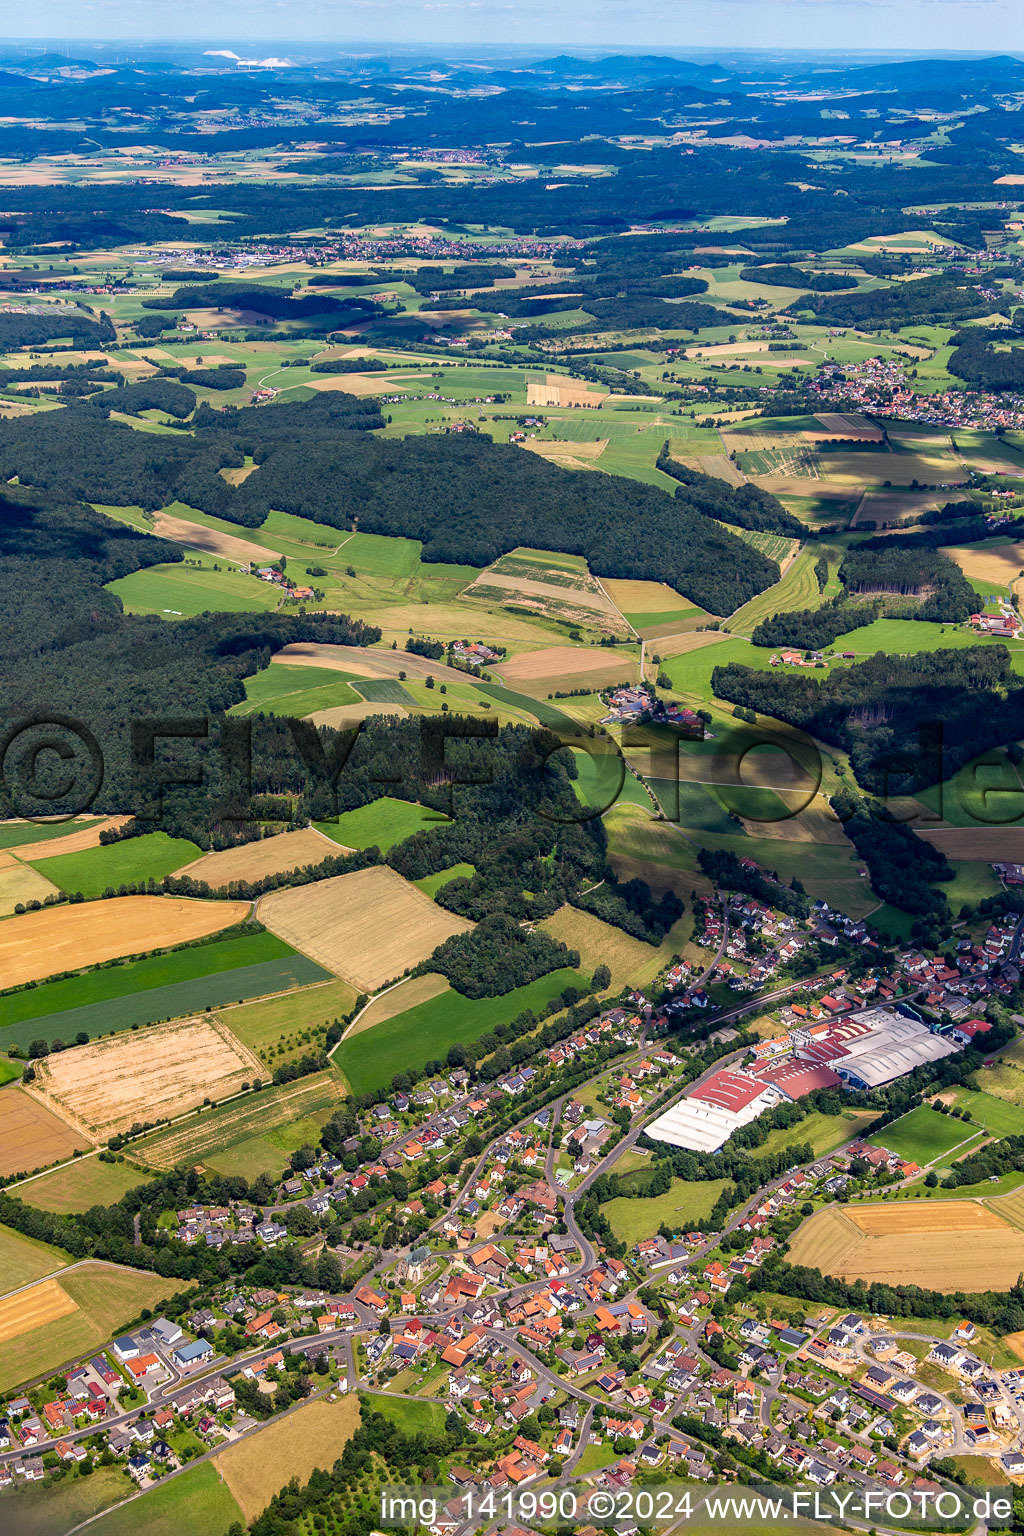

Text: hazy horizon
xmin=4 ymin=0 xmax=1023 ymax=57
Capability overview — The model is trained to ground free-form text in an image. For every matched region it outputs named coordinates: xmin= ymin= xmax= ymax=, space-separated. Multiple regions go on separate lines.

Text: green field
xmin=948 ymin=1087 xmax=1024 ymax=1139
xmin=107 ymin=558 xmax=286 ymax=617
xmin=335 ymin=967 xmax=588 ymax=1095
xmin=726 ymin=549 xmax=820 ymax=636
xmin=20 ymin=1157 xmax=148 ymax=1214
xmin=0 ymin=1057 xmax=20 ymax=1086
xmin=135 ymin=1071 xmax=346 ymax=1178
xmin=230 ymin=662 xmax=362 ymax=717
xmin=871 ymin=1103 xmax=983 ymax=1165
xmin=602 ymin=1177 xmax=731 ymax=1246
xmin=0 ymin=931 xmax=329 ymax=1053
xmin=223 ymin=978 xmax=358 ymax=1063
xmin=0 ymin=817 xmax=102 ymax=851
xmin=29 ymin=830 xmax=200 ymax=898
xmin=414 ymin=862 xmax=476 ymax=897
xmin=369 ymin=1393 xmax=447 ymax=1435
xmin=0 ymin=1465 xmax=129 ymax=1536
xmin=86 ymin=1462 xmax=242 ymax=1536
xmin=750 ymin=1108 xmax=876 ymax=1162
xmin=473 ymin=682 xmax=594 ymax=728
xmin=0 ymin=1263 xmax=186 ymax=1393
xmin=315 ymin=796 xmax=450 ymax=853
xmin=352 ymin=678 xmax=417 ymax=705
xmin=0 ymin=1222 xmax=72 ymax=1289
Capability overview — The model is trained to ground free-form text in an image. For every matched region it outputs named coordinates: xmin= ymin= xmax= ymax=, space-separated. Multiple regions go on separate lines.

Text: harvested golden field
xmin=274 ymin=641 xmax=464 ymax=684
xmin=0 ymin=1277 xmax=78 ymax=1343
xmin=0 ymin=895 xmax=250 ymax=987
xmin=0 ymin=852 xmax=60 ymax=916
xmin=4 ymin=815 xmax=130 ymax=861
xmin=175 ymin=827 xmax=337 ymax=887
xmin=603 ymin=578 xmax=695 ymax=614
xmin=539 ymin=904 xmax=653 ymax=988
xmin=259 ymin=866 xmax=472 ymax=992
xmin=651 ymin=630 xmax=734 ymax=660
xmin=307 ymin=372 xmax=417 ymax=396
xmin=942 ymin=541 xmax=1024 ymax=588
xmin=310 ymin=701 xmax=410 ymax=727
xmin=919 ymin=827 xmax=1024 ymax=861
xmin=495 ymin=645 xmax=638 ymax=685
xmin=788 ymin=1201 xmax=1024 ymax=1289
xmin=0 ymin=1089 xmax=90 ymax=1177
xmin=150 ymin=510 xmax=280 ymax=565
xmin=851 ymin=1202 xmax=1007 ymax=1235
xmin=526 ymin=374 xmax=608 ymax=408
xmin=216 ymin=1395 xmax=361 ymax=1521
xmin=346 ymin=973 xmax=450 ymax=1038
xmin=31 ymin=1017 xmax=265 ymax=1140
xmin=1003 ymin=1330 xmax=1024 ymax=1362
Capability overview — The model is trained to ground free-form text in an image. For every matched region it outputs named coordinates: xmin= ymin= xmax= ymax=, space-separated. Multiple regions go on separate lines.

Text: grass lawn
xmin=0 ymin=817 xmax=102 ymax=851
xmin=0 ymin=1221 xmax=72 ymax=1290
xmin=949 ymin=1087 xmax=1024 ymax=1139
xmin=86 ymin=1462 xmax=242 ymax=1536
xmin=315 ymin=796 xmax=450 ymax=853
xmin=0 ymin=1466 xmax=129 ymax=1536
xmin=19 ymin=1157 xmax=148 ymax=1215
xmin=0 ymin=931 xmax=328 ymax=1053
xmin=0 ymin=1057 xmax=20 ymax=1086
xmin=107 ymin=558 xmax=285 ymax=618
xmin=29 ymin=830 xmax=201 ymax=898
xmin=750 ymin=1109 xmax=876 ymax=1162
xmin=602 ymin=1176 xmax=731 ymax=1246
xmin=369 ymin=1393 xmax=447 ymax=1435
xmin=573 ymin=1441 xmax=619 ymax=1475
xmin=871 ymin=1103 xmax=982 ymax=1165
xmin=414 ymin=862 xmax=476 ymax=897
xmin=229 ymin=661 xmax=362 ymax=717
xmin=0 ymin=1263 xmax=189 ymax=1393
xmin=335 ymin=967 xmax=588 ymax=1096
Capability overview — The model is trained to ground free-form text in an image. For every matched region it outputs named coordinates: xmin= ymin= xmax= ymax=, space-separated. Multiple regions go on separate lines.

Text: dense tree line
xmin=838 ymin=544 xmax=979 ymax=622
xmin=656 ymin=444 xmax=806 ymax=536
xmin=750 ymin=595 xmax=882 ymax=649
xmin=793 ymin=274 xmax=996 ymax=329
xmin=422 ymin=911 xmax=580 ymax=997
xmin=571 ymin=876 xmax=683 ymax=944
xmin=948 ymin=329 xmax=1024 ymax=390
xmin=832 ymin=790 xmax=953 ymax=929
xmin=0 ymin=308 xmax=114 ymax=349
xmin=697 ymin=847 xmax=809 ymax=916
xmin=739 ymin=264 xmax=858 ymax=290
xmin=711 ymin=645 xmax=1024 ymax=795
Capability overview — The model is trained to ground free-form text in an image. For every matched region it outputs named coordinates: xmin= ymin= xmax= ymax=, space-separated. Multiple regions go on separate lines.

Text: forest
xmin=656 ymin=445 xmax=806 ymax=537
xmin=0 ymin=388 xmax=783 ymax=614
xmin=795 ymin=274 xmax=996 ymax=329
xmin=712 ymin=645 xmax=1024 ymax=795
xmin=739 ymin=264 xmax=858 ymax=291
xmin=948 ymin=328 xmax=1024 ymax=390
xmin=422 ymin=912 xmax=580 ymax=997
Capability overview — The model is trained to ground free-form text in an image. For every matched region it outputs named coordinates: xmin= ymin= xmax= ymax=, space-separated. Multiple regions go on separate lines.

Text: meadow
xmin=230 ymin=661 xmax=363 ymax=717
xmin=222 ymin=977 xmax=358 ymax=1063
xmin=85 ymin=1462 xmax=242 ymax=1536
xmin=0 ymin=1262 xmax=188 ymax=1393
xmin=20 ymin=1156 xmax=148 ymax=1214
xmin=314 ymin=796 xmax=450 ymax=853
xmin=602 ymin=1176 xmax=731 ymax=1246
xmin=0 ymin=1465 xmax=129 ymax=1536
xmin=335 ymin=967 xmax=588 ymax=1095
xmin=749 ymin=1108 xmax=876 ymax=1162
xmin=28 ymin=830 xmax=201 ymax=899
xmin=0 ymin=1221 xmax=72 ymax=1290
xmin=948 ymin=1087 xmax=1024 ymax=1138
xmin=871 ymin=1103 xmax=983 ymax=1165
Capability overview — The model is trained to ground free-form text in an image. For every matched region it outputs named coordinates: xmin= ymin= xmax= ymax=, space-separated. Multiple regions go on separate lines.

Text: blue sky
xmin=8 ymin=0 xmax=1024 ymax=53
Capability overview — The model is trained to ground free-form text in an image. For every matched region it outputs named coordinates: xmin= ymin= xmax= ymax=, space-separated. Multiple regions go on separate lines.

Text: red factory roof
xmin=690 ymin=1070 xmax=766 ymax=1114
xmin=759 ymin=1062 xmax=842 ymax=1098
